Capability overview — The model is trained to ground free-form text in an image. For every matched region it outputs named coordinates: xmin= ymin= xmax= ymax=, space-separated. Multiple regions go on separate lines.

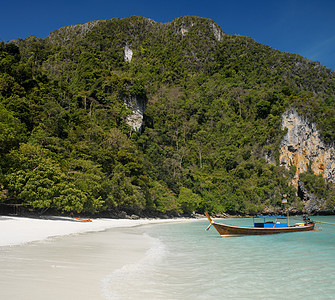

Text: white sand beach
xmin=0 ymin=215 xmax=197 ymax=300
xmin=0 ymin=215 xmax=193 ymax=246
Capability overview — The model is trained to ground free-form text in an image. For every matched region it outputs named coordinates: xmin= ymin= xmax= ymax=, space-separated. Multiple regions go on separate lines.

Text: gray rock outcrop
xmin=124 ymin=96 xmax=146 ymax=131
xmin=298 ymin=180 xmax=326 ymax=213
xmin=124 ymin=44 xmax=133 ymax=63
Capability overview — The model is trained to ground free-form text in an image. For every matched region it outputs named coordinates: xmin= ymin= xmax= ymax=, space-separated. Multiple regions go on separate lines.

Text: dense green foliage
xmin=299 ymin=169 xmax=335 ymax=210
xmin=0 ymin=16 xmax=334 ymax=215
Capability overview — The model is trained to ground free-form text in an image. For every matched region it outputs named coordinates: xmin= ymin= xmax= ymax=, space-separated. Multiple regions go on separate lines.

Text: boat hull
xmin=212 ymin=222 xmax=314 ymax=236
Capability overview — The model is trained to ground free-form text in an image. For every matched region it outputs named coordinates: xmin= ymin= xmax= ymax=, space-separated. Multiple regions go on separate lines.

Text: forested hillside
xmin=1 ymin=16 xmax=334 ymax=216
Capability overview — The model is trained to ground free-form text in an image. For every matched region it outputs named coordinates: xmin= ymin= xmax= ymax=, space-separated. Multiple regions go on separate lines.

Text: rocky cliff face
xmin=298 ymin=180 xmax=326 ymax=213
xmin=124 ymin=44 xmax=133 ymax=63
xmin=124 ymin=96 xmax=146 ymax=131
xmin=172 ymin=16 xmax=224 ymax=42
xmin=47 ymin=20 xmax=103 ymax=44
xmin=279 ymin=109 xmax=335 ymax=188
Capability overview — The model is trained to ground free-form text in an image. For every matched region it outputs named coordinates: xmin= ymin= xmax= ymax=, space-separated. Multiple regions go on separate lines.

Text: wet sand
xmin=0 ymin=228 xmax=152 ymax=299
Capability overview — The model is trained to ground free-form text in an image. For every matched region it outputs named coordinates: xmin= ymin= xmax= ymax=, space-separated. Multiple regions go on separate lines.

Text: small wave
xmin=101 ymin=233 xmax=166 ymax=300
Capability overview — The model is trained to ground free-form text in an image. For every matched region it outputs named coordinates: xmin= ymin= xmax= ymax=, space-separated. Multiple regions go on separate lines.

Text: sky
xmin=1 ymin=0 xmax=335 ymax=70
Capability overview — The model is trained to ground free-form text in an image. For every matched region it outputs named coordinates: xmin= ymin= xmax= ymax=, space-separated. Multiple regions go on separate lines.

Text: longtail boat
xmin=205 ymin=212 xmax=314 ymax=236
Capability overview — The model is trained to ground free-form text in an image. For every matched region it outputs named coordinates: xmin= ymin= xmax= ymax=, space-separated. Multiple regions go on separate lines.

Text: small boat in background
xmin=205 ymin=212 xmax=314 ymax=236
xmin=74 ymin=217 xmax=92 ymax=222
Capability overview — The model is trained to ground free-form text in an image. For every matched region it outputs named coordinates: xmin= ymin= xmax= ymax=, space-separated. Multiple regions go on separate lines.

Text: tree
xmin=149 ymin=181 xmax=179 ymax=213
xmin=4 ymin=143 xmax=99 ymax=213
xmin=0 ymin=104 xmax=26 ymax=154
xmin=177 ymin=187 xmax=202 ymax=213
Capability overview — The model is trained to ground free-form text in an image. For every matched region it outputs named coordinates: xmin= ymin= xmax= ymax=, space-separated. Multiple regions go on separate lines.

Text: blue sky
xmin=2 ymin=0 xmax=335 ymax=70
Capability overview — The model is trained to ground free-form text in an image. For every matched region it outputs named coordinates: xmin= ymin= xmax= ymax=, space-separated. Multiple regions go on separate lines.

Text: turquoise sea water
xmin=103 ymin=216 xmax=335 ymax=300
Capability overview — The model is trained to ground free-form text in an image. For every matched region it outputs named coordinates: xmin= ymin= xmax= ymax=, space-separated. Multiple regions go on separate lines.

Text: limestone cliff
xmin=172 ymin=16 xmax=224 ymax=42
xmin=47 ymin=20 xmax=103 ymax=44
xmin=279 ymin=109 xmax=335 ymax=188
xmin=124 ymin=44 xmax=133 ymax=63
xmin=298 ymin=180 xmax=327 ymax=213
xmin=124 ymin=96 xmax=146 ymax=131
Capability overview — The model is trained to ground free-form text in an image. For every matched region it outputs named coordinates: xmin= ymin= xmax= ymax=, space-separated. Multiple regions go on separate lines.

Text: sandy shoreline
xmin=0 ymin=215 xmax=200 ymax=300
xmin=0 ymin=215 xmax=197 ymax=247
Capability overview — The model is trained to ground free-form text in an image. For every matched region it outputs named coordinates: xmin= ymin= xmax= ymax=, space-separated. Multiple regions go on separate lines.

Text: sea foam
xmin=101 ymin=233 xmax=167 ymax=299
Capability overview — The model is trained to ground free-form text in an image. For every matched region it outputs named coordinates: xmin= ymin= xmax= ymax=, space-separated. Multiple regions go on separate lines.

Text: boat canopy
xmin=253 ymin=216 xmax=288 ymax=228
xmin=254 ymin=216 xmax=287 ymax=220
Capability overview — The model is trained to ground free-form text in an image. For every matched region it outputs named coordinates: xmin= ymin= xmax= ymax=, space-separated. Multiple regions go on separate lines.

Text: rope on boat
xmin=314 ymin=221 xmax=335 ymax=226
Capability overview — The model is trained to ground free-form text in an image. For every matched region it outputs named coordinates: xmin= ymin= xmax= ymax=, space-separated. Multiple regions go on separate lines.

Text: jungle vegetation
xmin=0 ymin=16 xmax=334 ymax=216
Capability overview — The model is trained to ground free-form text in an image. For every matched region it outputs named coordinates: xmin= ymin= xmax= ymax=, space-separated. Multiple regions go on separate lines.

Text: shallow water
xmin=1 ymin=216 xmax=335 ymax=300
xmin=0 ymin=227 xmax=152 ymax=300
xmin=103 ymin=216 xmax=335 ymax=300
